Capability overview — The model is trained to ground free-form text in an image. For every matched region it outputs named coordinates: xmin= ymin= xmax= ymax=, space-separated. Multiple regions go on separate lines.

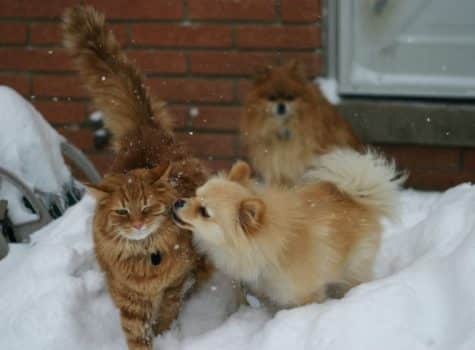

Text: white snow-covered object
xmin=0 ymin=86 xmax=72 ymax=224
xmin=1 ymin=184 xmax=475 ymax=350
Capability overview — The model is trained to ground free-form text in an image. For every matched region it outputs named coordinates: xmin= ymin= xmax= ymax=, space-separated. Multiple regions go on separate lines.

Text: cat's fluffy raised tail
xmin=62 ymin=5 xmax=172 ymax=151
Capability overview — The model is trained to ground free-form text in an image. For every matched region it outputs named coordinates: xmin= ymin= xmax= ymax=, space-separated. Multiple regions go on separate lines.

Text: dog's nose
xmin=277 ymin=103 xmax=286 ymax=115
xmin=174 ymin=199 xmax=186 ymax=210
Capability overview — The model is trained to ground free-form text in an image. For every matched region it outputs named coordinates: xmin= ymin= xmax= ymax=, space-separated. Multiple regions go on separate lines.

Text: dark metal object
xmin=0 ymin=167 xmax=52 ymax=243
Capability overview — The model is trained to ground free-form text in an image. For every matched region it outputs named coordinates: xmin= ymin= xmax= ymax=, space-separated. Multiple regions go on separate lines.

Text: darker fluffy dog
xmin=241 ymin=61 xmax=362 ymax=186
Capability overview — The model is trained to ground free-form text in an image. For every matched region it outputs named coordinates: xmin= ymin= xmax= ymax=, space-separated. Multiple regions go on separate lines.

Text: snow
xmin=316 ymin=78 xmax=341 ymax=105
xmin=0 ymin=86 xmax=72 ymax=224
xmin=1 ymin=185 xmax=475 ymax=349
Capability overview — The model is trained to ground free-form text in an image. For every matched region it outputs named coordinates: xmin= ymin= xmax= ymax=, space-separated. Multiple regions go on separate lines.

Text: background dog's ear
xmin=286 ymin=59 xmax=307 ymax=82
xmin=84 ymin=183 xmax=111 ymax=201
xmin=239 ymin=198 xmax=265 ymax=235
xmin=228 ymin=160 xmax=251 ymax=184
xmin=253 ymin=65 xmax=273 ymax=85
xmin=150 ymin=161 xmax=172 ymax=184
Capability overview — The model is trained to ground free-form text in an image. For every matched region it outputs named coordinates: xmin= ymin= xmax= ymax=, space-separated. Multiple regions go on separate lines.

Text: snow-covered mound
xmin=0 ymin=86 xmax=72 ymax=223
xmin=1 ymin=186 xmax=475 ymax=350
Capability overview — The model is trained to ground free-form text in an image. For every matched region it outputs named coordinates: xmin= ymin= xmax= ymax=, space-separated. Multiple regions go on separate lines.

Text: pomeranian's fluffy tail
xmin=304 ymin=148 xmax=407 ymax=218
xmin=62 ymin=5 xmax=172 ymax=151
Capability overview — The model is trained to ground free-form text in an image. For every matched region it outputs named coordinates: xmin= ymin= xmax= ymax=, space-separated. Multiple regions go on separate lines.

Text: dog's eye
xmin=285 ymin=95 xmax=294 ymax=101
xmin=115 ymin=208 xmax=129 ymax=216
xmin=268 ymin=95 xmax=277 ymax=101
xmin=198 ymin=206 xmax=210 ymax=218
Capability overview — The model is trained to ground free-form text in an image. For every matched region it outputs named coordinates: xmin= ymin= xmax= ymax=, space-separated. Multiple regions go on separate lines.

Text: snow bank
xmin=0 ymin=86 xmax=72 ymax=223
xmin=1 ymin=186 xmax=475 ymax=350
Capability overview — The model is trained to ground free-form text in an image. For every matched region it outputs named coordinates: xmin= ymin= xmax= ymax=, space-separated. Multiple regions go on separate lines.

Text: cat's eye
xmin=141 ymin=206 xmax=150 ymax=214
xmin=198 ymin=206 xmax=210 ymax=218
xmin=115 ymin=208 xmax=129 ymax=216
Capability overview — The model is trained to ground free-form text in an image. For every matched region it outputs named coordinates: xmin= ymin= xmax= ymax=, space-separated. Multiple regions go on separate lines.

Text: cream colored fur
xmin=173 ymin=149 xmax=404 ymax=309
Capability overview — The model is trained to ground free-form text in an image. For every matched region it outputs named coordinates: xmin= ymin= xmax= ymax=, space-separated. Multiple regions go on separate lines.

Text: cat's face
xmin=88 ymin=165 xmax=176 ymax=241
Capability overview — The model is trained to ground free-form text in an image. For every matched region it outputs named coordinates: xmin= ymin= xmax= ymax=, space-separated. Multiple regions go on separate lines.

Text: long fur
xmin=62 ymin=5 xmax=172 ymax=151
xmin=304 ymin=148 xmax=407 ymax=218
xmin=62 ymin=6 xmax=212 ymax=349
xmin=173 ymin=153 xmax=405 ymax=309
xmin=241 ymin=61 xmax=362 ymax=186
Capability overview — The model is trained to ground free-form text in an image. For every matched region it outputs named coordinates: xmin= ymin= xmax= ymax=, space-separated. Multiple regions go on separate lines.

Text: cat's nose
xmin=174 ymin=199 xmax=186 ymax=209
xmin=277 ymin=103 xmax=286 ymax=115
xmin=132 ymin=222 xmax=144 ymax=230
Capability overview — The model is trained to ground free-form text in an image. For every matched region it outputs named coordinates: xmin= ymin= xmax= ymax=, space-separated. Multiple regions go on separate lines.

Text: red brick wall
xmin=0 ymin=0 xmax=473 ymax=190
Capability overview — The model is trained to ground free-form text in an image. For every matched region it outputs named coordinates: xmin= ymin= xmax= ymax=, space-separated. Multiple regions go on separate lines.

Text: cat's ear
xmin=239 ymin=198 xmax=265 ymax=235
xmin=286 ymin=59 xmax=307 ymax=82
xmin=253 ymin=65 xmax=272 ymax=85
xmin=151 ymin=162 xmax=172 ymax=184
xmin=228 ymin=160 xmax=251 ymax=184
xmin=83 ymin=183 xmax=111 ymax=201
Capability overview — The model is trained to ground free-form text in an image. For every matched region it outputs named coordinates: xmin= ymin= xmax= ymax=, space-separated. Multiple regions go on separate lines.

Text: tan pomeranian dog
xmin=241 ymin=60 xmax=362 ymax=186
xmin=172 ymin=149 xmax=405 ymax=309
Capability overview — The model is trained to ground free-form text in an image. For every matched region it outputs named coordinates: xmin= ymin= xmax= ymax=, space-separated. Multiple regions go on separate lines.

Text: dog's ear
xmin=84 ymin=183 xmax=112 ymax=201
xmin=239 ymin=198 xmax=265 ymax=235
xmin=150 ymin=161 xmax=172 ymax=184
xmin=286 ymin=59 xmax=307 ymax=82
xmin=228 ymin=160 xmax=251 ymax=184
xmin=253 ymin=65 xmax=273 ymax=85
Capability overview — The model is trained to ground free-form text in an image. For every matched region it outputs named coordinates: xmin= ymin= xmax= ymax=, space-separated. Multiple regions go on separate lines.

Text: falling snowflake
xmin=189 ymin=107 xmax=199 ymax=118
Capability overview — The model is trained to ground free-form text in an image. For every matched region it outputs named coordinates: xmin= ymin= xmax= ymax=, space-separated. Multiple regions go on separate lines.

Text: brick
xmin=280 ymin=53 xmax=323 ymax=77
xmin=131 ymin=24 xmax=232 ymax=48
xmin=190 ymin=52 xmax=279 ymax=76
xmin=0 ymin=48 xmax=72 ymax=71
xmin=90 ymin=0 xmax=183 ymax=20
xmin=127 ymin=50 xmax=186 ymax=74
xmin=462 ymin=149 xmax=475 ymax=171
xmin=281 ymin=0 xmax=322 ymax=22
xmin=168 ymin=106 xmax=188 ymax=129
xmin=30 ymin=23 xmax=60 ymax=45
xmin=405 ymin=170 xmax=475 ymax=191
xmin=58 ymin=127 xmax=94 ymax=151
xmin=188 ymin=0 xmax=275 ymax=20
xmin=189 ymin=106 xmax=240 ymax=131
xmin=0 ymin=23 xmax=28 ymax=44
xmin=0 ymin=0 xmax=182 ymax=19
xmin=32 ymin=75 xmax=86 ymax=97
xmin=34 ymin=101 xmax=86 ymax=124
xmin=0 ymin=74 xmax=30 ymax=95
xmin=148 ymin=78 xmax=234 ymax=104
xmin=378 ymin=145 xmax=460 ymax=171
xmin=86 ymin=152 xmax=114 ymax=175
xmin=236 ymin=25 xmax=320 ymax=49
xmin=0 ymin=0 xmax=76 ymax=18
xmin=177 ymin=132 xmax=236 ymax=158
xmin=29 ymin=22 xmax=128 ymax=46
xmin=237 ymin=79 xmax=253 ymax=102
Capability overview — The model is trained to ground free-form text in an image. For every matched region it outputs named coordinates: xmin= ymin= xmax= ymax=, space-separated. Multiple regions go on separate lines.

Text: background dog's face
xmin=250 ymin=60 xmax=309 ymax=122
xmin=172 ymin=161 xmax=265 ymax=249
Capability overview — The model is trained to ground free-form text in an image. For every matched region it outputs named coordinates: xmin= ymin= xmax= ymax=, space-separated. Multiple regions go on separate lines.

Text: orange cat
xmin=63 ymin=6 xmax=211 ymax=350
xmin=88 ymin=166 xmax=209 ymax=348
xmin=241 ymin=61 xmax=362 ymax=186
